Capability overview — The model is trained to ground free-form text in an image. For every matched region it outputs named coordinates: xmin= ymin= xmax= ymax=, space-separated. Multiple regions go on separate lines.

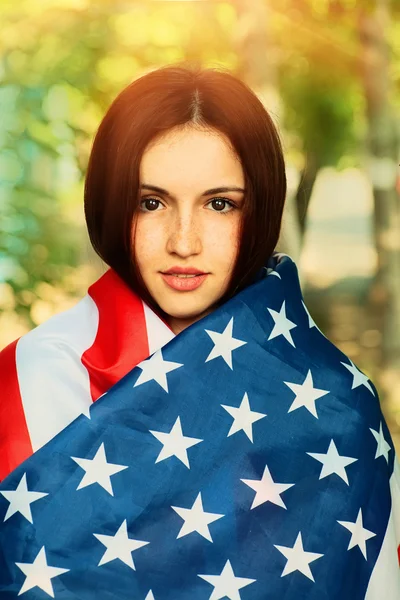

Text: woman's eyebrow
xmin=140 ymin=184 xmax=246 ymax=197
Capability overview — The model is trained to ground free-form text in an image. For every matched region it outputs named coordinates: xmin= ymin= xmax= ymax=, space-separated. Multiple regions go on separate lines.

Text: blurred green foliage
xmin=0 ymin=0 xmax=399 ymax=337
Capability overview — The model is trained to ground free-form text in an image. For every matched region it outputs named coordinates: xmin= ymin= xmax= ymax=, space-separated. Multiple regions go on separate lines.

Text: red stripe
xmin=398 ymin=543 xmax=400 ymax=566
xmin=81 ymin=269 xmax=150 ymax=401
xmin=0 ymin=339 xmax=33 ymax=481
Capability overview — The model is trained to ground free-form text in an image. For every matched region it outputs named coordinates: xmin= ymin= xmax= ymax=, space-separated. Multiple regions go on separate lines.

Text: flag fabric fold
xmin=0 ymin=268 xmax=175 ymax=481
xmin=0 ymin=252 xmax=399 ymax=599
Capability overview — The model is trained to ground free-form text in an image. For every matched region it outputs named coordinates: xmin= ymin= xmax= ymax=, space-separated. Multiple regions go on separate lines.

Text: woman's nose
xmin=166 ymin=213 xmax=202 ymax=257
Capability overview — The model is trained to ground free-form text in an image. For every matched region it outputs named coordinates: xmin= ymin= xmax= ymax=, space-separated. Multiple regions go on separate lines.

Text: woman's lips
xmin=160 ymin=273 xmax=208 ymax=291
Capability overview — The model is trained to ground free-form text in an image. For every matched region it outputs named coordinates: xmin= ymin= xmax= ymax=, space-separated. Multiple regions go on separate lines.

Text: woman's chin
xmin=157 ymin=299 xmax=213 ymax=323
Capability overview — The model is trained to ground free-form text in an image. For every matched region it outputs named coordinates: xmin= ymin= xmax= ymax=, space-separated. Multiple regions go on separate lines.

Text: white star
xmin=283 ymin=369 xmax=329 ymax=418
xmin=16 ymin=546 xmax=69 ymax=597
xmin=241 ymin=464 xmax=294 ymax=509
xmin=301 ymin=299 xmax=314 ymax=325
xmin=205 ymin=317 xmax=247 ymax=369
xmin=274 ymin=532 xmax=323 ymax=581
xmin=145 ymin=592 xmax=155 ymax=600
xmin=274 ymin=252 xmax=290 ymax=262
xmin=340 ymin=358 xmax=375 ymax=395
xmin=198 ymin=559 xmax=256 ymax=599
xmin=264 ymin=266 xmax=281 ymax=279
xmin=301 ymin=300 xmax=327 ymax=338
xmin=134 ymin=348 xmax=183 ymax=393
xmin=133 ymin=348 xmax=183 ymax=393
xmin=0 ymin=473 xmax=48 ymax=523
xmin=267 ymin=300 xmax=297 ymax=347
xmin=171 ymin=492 xmax=224 ymax=542
xmin=370 ymin=422 xmax=391 ymax=463
xmin=71 ymin=442 xmax=128 ymax=496
xmin=150 ymin=416 xmax=203 ymax=469
xmin=307 ymin=439 xmax=358 ymax=485
xmin=221 ymin=392 xmax=267 ymax=442
xmin=93 ymin=519 xmax=149 ymax=570
xmin=337 ymin=508 xmax=376 ymax=559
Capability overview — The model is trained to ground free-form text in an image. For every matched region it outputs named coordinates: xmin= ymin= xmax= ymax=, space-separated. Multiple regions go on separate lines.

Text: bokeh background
xmin=1 ymin=0 xmax=399 ymax=451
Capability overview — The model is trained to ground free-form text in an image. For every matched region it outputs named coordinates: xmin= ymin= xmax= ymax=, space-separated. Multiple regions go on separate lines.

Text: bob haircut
xmin=84 ymin=61 xmax=287 ymax=320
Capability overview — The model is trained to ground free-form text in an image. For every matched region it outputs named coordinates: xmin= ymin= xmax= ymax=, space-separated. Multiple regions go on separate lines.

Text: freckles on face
xmin=200 ymin=217 xmax=241 ymax=274
xmin=132 ymin=125 xmax=245 ymax=333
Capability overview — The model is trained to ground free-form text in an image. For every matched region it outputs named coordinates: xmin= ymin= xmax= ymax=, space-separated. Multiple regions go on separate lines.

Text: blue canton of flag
xmin=0 ymin=253 xmax=398 ymax=599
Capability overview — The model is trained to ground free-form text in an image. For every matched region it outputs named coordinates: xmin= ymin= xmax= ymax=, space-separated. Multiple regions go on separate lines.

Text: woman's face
xmin=133 ymin=125 xmax=245 ymax=335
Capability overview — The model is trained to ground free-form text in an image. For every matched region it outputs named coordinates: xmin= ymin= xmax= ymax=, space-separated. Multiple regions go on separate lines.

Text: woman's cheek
xmin=216 ymin=217 xmax=241 ymax=257
xmin=134 ymin=218 xmax=164 ymax=264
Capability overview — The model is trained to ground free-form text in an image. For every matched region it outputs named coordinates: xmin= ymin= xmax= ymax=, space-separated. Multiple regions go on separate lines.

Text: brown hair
xmin=84 ymin=61 xmax=287 ymax=319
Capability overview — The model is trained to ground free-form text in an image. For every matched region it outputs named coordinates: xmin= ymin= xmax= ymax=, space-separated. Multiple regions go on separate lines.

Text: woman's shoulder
xmin=0 ymin=267 xmax=121 ymax=368
xmin=0 ymin=292 xmax=101 ymax=477
xmin=0 ymin=291 xmax=99 ymax=368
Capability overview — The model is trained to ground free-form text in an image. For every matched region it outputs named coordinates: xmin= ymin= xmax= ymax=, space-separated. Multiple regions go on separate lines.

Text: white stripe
xmin=16 ymin=294 xmax=99 ymax=452
xmin=365 ymin=457 xmax=400 ymax=598
xmin=142 ymin=301 xmax=176 ymax=354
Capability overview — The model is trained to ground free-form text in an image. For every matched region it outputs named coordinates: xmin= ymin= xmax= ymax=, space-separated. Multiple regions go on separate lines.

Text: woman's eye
xmin=140 ymin=198 xmax=163 ymax=212
xmin=207 ymin=198 xmax=235 ymax=213
xmin=139 ymin=197 xmax=236 ymax=213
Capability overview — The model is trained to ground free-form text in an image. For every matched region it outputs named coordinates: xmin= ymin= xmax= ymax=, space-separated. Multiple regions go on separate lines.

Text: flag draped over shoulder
xmin=0 ymin=268 xmax=175 ymax=481
xmin=0 ymin=252 xmax=399 ymax=599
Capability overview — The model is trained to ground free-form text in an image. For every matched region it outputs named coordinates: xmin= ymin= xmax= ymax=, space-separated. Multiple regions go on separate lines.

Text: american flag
xmin=0 ymin=253 xmax=399 ymax=599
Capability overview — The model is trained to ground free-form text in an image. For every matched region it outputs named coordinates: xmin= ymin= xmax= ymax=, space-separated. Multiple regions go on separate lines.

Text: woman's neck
xmin=167 ymin=307 xmax=214 ymax=335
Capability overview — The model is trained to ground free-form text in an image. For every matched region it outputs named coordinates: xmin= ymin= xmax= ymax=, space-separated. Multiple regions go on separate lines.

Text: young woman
xmin=0 ymin=63 xmax=399 ymax=600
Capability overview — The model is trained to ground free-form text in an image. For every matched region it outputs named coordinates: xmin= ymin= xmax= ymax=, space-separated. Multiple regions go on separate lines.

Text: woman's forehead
xmin=140 ymin=127 xmax=244 ymax=191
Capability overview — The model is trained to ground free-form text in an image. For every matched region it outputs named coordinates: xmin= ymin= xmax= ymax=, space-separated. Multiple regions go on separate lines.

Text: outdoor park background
xmin=0 ymin=0 xmax=399 ymax=452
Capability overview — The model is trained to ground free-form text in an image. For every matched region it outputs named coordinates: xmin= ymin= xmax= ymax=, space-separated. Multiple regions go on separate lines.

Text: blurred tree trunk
xmin=359 ymin=0 xmax=400 ymax=410
xmin=233 ymin=0 xmax=302 ymax=262
xmin=295 ymin=148 xmax=321 ymax=236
